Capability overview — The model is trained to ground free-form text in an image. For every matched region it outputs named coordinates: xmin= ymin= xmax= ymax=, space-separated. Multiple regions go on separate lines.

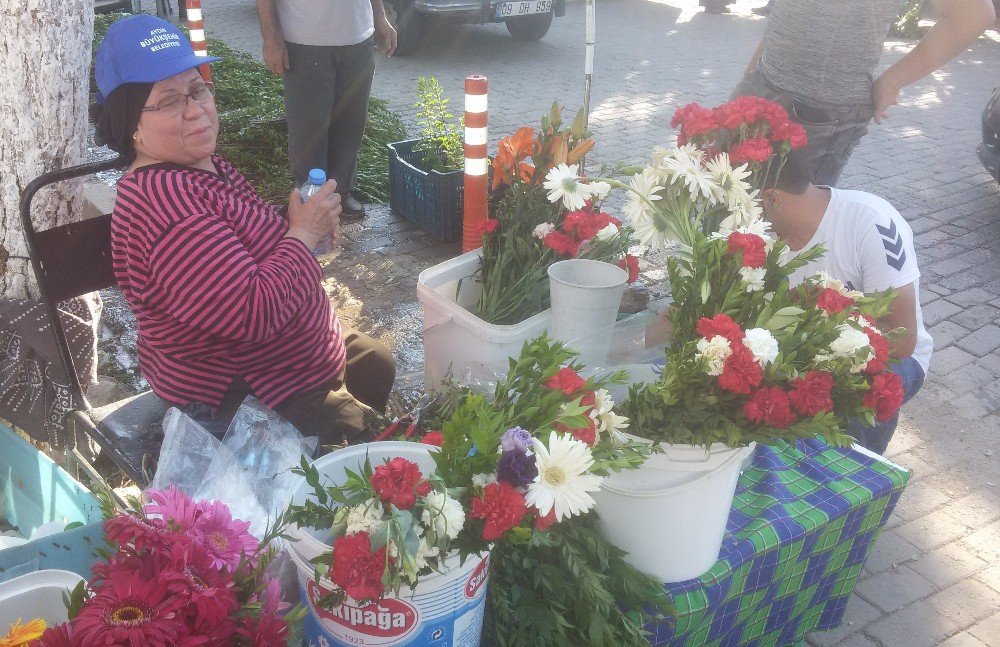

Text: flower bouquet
xmin=33 ymin=488 xmax=294 ymax=646
xmin=473 ymin=104 xmax=637 ymax=325
xmin=536 ymin=98 xmax=905 ymax=581
xmin=286 ymin=337 xmax=671 ymax=646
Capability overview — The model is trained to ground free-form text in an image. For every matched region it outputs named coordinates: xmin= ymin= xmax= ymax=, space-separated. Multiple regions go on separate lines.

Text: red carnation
xmin=533 ymin=507 xmax=557 ymax=531
xmin=544 ymin=231 xmax=580 ymax=257
xmin=331 ymin=533 xmax=389 ymax=601
xmin=727 ymin=231 xmax=768 ymax=268
xmin=729 ymin=136 xmax=774 ymax=164
xmin=555 ymin=417 xmax=597 ymax=446
xmin=480 ymin=219 xmax=500 ymax=236
xmin=370 ymin=458 xmax=426 ymax=510
xmin=618 ymin=254 xmax=641 ymax=283
xmin=470 ymin=482 xmax=528 ymax=541
xmin=546 ymin=367 xmax=586 ymax=395
xmin=671 ymin=102 xmax=717 ymax=137
xmin=864 ymin=329 xmax=890 ymax=374
xmin=743 ymin=386 xmax=797 ymax=428
xmin=770 ymin=120 xmax=808 ymax=148
xmin=816 ymin=288 xmax=855 ymax=314
xmin=696 ymin=313 xmax=745 ymax=344
xmin=788 ymin=371 xmax=835 ymax=417
xmin=864 ymin=372 xmax=905 ymax=422
xmin=717 ymin=345 xmax=763 ymax=394
xmin=420 ymin=431 xmax=444 ymax=446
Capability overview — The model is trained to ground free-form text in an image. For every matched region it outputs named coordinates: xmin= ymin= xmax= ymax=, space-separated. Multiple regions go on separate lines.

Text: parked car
xmin=978 ymin=87 xmax=1000 ymax=184
xmin=386 ymin=0 xmax=567 ymax=55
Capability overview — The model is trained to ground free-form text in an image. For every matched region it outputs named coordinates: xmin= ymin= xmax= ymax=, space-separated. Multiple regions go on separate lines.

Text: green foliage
xmin=91 ymin=13 xmax=407 ymax=203
xmin=890 ymin=0 xmax=926 ymax=38
xmin=485 ymin=514 xmax=672 ymax=647
xmin=412 ymin=77 xmax=463 ymax=173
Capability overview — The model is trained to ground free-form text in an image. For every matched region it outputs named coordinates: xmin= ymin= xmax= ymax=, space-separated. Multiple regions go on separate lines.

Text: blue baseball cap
xmin=95 ymin=14 xmax=222 ymax=102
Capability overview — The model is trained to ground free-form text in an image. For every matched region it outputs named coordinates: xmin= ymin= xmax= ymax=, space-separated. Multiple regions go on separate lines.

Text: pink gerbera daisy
xmin=234 ymin=580 xmax=291 ymax=646
xmin=72 ymin=572 xmax=187 ymax=647
xmin=145 ymin=486 xmax=206 ymax=531
xmin=104 ymin=513 xmax=187 ymax=555
xmin=164 ymin=542 xmax=240 ymax=627
xmin=191 ymin=501 xmax=259 ymax=570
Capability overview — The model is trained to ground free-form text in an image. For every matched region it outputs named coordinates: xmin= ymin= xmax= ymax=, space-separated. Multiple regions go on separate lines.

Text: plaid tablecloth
xmin=647 ymin=438 xmax=910 ymax=646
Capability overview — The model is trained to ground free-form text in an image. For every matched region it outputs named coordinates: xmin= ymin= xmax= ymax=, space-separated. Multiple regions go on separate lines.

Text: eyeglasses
xmin=142 ymin=82 xmax=215 ymax=114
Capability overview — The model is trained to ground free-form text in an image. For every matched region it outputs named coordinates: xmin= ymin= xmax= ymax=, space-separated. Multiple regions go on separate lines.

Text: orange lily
xmin=566 ymin=139 xmax=595 ymax=165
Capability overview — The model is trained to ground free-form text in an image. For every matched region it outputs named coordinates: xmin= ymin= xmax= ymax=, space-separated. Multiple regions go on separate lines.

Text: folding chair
xmin=18 ymin=158 xmax=168 ymax=488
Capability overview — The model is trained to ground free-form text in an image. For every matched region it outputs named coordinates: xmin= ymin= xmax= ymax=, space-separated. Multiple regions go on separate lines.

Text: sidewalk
xmin=202 ymin=1 xmax=1000 ymax=644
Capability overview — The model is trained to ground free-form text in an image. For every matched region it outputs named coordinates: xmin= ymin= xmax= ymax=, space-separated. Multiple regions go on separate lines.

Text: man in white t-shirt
xmin=762 ymin=162 xmax=933 ymax=454
xmin=256 ymin=0 xmax=397 ymax=219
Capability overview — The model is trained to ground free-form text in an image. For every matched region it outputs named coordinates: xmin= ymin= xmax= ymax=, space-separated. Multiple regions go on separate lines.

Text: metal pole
xmin=582 ymin=0 xmax=596 ymax=174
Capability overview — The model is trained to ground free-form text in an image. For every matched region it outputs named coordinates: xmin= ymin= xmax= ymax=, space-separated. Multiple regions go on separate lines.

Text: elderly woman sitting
xmin=91 ymin=15 xmax=394 ymax=448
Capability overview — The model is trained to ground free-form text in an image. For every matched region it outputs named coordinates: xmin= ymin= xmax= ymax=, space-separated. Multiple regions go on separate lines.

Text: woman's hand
xmin=285 ymin=180 xmax=342 ymax=250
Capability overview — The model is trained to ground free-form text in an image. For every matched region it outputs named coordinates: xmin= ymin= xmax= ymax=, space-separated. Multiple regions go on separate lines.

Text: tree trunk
xmin=0 ymin=0 xmax=94 ymax=300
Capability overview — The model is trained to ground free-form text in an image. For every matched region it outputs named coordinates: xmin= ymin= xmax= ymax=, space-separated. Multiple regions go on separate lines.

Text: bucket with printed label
xmin=287 ymin=442 xmax=490 ymax=646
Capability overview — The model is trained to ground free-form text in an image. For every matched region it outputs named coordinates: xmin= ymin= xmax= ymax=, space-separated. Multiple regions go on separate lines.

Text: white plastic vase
xmin=548 ymin=259 xmax=628 ymax=366
xmin=592 ymin=435 xmax=755 ymax=583
xmin=286 ymin=442 xmax=489 ymax=646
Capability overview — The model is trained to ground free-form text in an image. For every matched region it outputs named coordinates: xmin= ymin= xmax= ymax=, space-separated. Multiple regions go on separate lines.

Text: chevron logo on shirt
xmin=876 ymin=220 xmax=906 ymax=271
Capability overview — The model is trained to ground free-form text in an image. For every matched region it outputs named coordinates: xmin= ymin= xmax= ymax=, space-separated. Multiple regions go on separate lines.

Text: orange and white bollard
xmin=462 ymin=75 xmax=489 ymax=253
xmin=184 ymin=0 xmax=212 ymax=82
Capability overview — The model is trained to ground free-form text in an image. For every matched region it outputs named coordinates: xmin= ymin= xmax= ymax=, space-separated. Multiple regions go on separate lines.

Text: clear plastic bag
xmin=150 ymin=397 xmax=317 ymax=539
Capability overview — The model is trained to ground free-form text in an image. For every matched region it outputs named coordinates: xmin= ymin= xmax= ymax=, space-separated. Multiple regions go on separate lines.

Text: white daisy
xmin=662 ymin=145 xmax=719 ymax=202
xmin=626 ymin=170 xmax=668 ymax=249
xmin=525 ymin=432 xmax=603 ymax=522
xmin=543 ymin=163 xmax=588 ymax=211
xmin=421 ymin=491 xmax=465 ymax=541
xmin=738 ymin=266 xmax=767 ymax=292
xmin=696 ymin=335 xmax=732 ymax=376
xmin=742 ymin=328 xmax=780 ymax=366
xmin=533 ymin=222 xmax=556 ymax=240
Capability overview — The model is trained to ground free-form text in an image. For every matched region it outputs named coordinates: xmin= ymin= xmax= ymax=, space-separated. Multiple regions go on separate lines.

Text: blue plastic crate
xmin=388 ymin=139 xmax=465 ymax=242
xmin=0 ymin=423 xmax=106 ymax=583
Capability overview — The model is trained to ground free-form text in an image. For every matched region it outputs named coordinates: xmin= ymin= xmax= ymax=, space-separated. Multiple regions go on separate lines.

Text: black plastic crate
xmin=388 ymin=139 xmax=464 ymax=242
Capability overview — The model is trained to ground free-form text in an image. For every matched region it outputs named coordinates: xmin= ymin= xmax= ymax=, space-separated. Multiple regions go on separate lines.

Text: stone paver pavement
xmin=186 ymin=0 xmax=1000 ymax=644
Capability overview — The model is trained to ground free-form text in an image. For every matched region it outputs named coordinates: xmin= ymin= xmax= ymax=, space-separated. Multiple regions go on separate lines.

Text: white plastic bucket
xmin=417 ymin=250 xmax=550 ymax=391
xmin=287 ymin=442 xmax=489 ymax=646
xmin=0 ymin=569 xmax=84 ymax=630
xmin=592 ymin=439 xmax=752 ymax=583
xmin=547 ymin=260 xmax=627 ymax=366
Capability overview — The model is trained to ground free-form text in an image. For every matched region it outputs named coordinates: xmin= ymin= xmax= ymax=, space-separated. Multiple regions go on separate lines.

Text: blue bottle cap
xmin=307 ymin=168 xmax=326 ymax=185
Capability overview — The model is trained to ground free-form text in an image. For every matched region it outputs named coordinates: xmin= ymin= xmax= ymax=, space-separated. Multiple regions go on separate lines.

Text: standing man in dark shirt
xmin=732 ymin=0 xmax=995 ymax=186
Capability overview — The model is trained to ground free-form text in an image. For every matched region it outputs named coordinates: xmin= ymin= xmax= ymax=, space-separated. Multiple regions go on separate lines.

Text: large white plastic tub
xmin=417 ymin=250 xmax=550 ymax=391
xmin=0 ymin=569 xmax=83 ymax=630
xmin=593 ymin=437 xmax=753 ymax=583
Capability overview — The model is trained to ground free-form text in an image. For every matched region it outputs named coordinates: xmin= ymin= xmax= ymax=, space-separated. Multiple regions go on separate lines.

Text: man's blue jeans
xmin=847 ymin=357 xmax=926 ymax=455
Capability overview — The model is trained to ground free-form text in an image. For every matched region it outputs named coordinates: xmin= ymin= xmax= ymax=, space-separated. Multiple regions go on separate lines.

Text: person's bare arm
xmin=872 ymin=0 xmax=995 ymax=123
xmin=744 ymin=40 xmax=765 ymax=77
xmin=371 ymin=0 xmax=397 ymax=57
xmin=256 ymin=0 xmax=289 ymax=76
xmin=878 ymin=283 xmax=918 ymax=359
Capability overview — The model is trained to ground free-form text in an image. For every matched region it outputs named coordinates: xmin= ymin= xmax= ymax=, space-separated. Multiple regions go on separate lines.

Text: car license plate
xmin=496 ymin=0 xmax=552 ymax=18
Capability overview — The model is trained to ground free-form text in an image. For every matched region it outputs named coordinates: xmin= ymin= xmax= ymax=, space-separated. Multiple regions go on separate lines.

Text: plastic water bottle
xmin=301 ymin=168 xmax=332 ymax=255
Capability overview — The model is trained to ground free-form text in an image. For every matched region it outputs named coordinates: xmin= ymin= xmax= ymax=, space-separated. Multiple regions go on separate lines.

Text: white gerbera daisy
xmin=696 ymin=335 xmax=732 ymax=376
xmin=705 ymin=153 xmax=753 ymax=207
xmin=543 ymin=163 xmax=588 ymax=211
xmin=626 ymin=170 xmax=668 ymax=249
xmin=525 ymin=432 xmax=603 ymax=522
xmin=742 ymin=328 xmax=780 ymax=366
xmin=661 ymin=145 xmax=719 ymax=202
xmin=421 ymin=491 xmax=466 ymax=540
xmin=533 ymin=222 xmax=556 ymax=240
xmin=344 ymin=498 xmax=384 ymax=535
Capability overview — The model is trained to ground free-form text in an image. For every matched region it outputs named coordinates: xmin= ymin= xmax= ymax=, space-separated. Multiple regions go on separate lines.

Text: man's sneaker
xmin=342 ymin=195 xmax=366 ymax=220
